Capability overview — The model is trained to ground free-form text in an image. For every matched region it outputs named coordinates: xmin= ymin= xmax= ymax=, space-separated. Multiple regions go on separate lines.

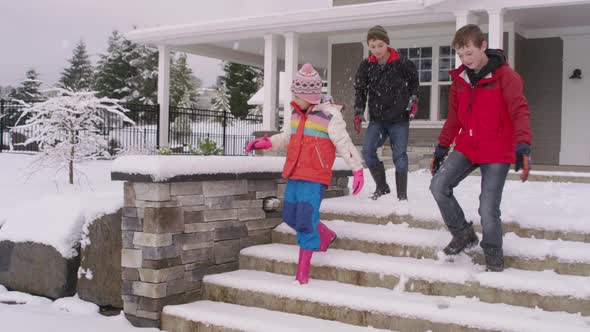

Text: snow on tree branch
xmin=14 ymin=89 xmax=135 ymax=184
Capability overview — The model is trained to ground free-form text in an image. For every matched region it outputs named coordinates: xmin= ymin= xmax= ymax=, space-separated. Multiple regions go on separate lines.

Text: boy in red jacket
xmin=429 ymin=25 xmax=532 ymax=272
xmin=246 ymin=63 xmax=364 ymax=284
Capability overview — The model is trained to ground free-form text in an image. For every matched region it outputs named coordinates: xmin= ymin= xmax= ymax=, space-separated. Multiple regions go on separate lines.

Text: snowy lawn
xmin=0 ymin=287 xmax=158 ymax=332
xmin=0 ymin=153 xmax=122 ymax=257
xmin=323 ymin=168 xmax=590 ymax=234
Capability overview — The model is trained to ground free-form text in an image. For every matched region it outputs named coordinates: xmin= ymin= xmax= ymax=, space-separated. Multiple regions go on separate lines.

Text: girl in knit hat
xmin=245 ymin=63 xmax=364 ymax=285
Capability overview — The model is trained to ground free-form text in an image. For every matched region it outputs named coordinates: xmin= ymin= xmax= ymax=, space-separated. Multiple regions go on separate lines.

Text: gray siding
xmin=330 ymin=42 xmax=365 ymax=144
xmin=333 ymin=0 xmax=389 ymax=6
xmin=515 ymin=35 xmax=563 ymax=165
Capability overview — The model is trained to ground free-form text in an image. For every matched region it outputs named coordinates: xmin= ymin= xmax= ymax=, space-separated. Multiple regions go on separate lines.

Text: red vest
xmin=282 ymin=102 xmax=337 ymax=185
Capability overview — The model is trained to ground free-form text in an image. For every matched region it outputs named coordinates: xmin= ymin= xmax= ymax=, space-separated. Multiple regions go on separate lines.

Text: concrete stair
xmin=239 ymin=244 xmax=590 ymax=316
xmin=161 ymin=203 xmax=590 ymax=331
xmin=271 ymin=221 xmax=590 ymax=276
xmin=319 ymin=211 xmax=590 ymax=243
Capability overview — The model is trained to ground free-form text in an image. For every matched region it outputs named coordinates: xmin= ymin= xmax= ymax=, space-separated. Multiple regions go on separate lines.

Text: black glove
xmin=430 ymin=144 xmax=449 ymax=176
xmin=515 ymin=143 xmax=531 ymax=182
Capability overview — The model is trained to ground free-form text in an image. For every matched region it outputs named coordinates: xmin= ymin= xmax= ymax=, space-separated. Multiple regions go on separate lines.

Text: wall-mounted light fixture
xmin=569 ymin=68 xmax=582 ymax=79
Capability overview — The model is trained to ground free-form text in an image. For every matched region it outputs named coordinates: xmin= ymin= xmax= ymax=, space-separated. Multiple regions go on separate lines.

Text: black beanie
xmin=367 ymin=25 xmax=390 ymax=45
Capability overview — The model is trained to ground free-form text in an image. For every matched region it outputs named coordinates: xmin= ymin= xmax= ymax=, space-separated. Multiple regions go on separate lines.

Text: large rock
xmin=0 ymin=240 xmax=80 ymax=299
xmin=77 ymin=210 xmax=123 ymax=308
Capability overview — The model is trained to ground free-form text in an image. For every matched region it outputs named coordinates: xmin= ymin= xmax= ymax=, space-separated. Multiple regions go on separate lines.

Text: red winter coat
xmin=438 ymin=64 xmax=533 ymax=164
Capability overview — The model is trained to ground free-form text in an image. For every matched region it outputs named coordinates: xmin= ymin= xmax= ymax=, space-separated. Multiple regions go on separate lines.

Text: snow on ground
xmin=322 ymin=168 xmax=590 ymax=233
xmin=0 ymin=153 xmax=122 ymax=258
xmin=0 ymin=288 xmax=159 ymax=332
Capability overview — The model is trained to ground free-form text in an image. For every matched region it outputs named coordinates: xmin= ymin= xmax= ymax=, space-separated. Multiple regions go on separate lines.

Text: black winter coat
xmin=354 ymin=48 xmax=419 ymax=123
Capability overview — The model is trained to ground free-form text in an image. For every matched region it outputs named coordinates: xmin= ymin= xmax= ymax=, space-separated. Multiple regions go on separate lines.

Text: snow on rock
xmin=322 ymin=169 xmax=590 ymax=233
xmin=0 ymin=284 xmax=6 ymax=293
xmin=111 ymin=155 xmax=352 ymax=181
xmin=204 ymin=270 xmax=590 ymax=332
xmin=0 ymin=290 xmax=53 ymax=305
xmin=52 ymin=295 xmax=99 ymax=314
xmin=78 ymin=267 xmax=94 ymax=280
xmin=164 ymin=301 xmax=392 ymax=332
xmin=0 ymin=154 xmax=122 ymax=258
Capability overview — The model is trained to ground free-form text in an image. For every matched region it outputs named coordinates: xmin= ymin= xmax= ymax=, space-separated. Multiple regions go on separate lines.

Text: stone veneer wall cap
xmin=111 ymin=155 xmax=352 ymax=183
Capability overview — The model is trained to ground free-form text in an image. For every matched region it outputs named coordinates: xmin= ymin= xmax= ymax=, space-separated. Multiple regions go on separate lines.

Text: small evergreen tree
xmin=222 ymin=62 xmax=262 ymax=118
xmin=10 ymin=69 xmax=44 ymax=102
xmin=94 ymin=31 xmax=139 ymax=101
xmin=128 ymin=45 xmax=158 ymax=105
xmin=170 ymin=53 xmax=200 ymax=108
xmin=59 ymin=40 xmax=94 ymax=91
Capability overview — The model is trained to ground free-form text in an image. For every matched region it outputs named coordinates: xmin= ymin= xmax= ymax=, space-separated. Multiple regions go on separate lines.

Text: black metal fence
xmin=0 ymin=99 xmax=263 ymax=156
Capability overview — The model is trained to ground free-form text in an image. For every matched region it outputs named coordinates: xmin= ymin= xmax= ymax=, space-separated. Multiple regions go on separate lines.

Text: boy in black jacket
xmin=354 ymin=25 xmax=419 ymax=200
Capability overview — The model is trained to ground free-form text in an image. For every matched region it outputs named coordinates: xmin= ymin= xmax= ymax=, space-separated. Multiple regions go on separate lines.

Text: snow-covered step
xmin=320 ymin=204 xmax=590 ymax=243
xmin=240 ymin=244 xmax=590 ymax=315
xmin=162 ymin=300 xmax=392 ymax=332
xmin=272 ymin=221 xmax=590 ymax=276
xmin=488 ymin=169 xmax=590 ymax=184
xmin=203 ymin=270 xmax=590 ymax=332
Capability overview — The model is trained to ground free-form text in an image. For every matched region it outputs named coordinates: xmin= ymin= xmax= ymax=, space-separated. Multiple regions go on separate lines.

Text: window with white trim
xmin=397 ymin=47 xmax=432 ymax=121
xmin=438 ymin=46 xmax=456 ymax=120
xmin=396 ymin=43 xmax=457 ymax=124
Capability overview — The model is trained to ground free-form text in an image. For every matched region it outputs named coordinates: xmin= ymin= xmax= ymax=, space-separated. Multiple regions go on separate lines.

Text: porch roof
xmin=126 ymin=0 xmax=452 ymax=46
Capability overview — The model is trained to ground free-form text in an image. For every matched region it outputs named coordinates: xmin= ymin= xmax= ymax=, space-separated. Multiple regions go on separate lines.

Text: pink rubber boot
xmin=317 ymin=222 xmax=337 ymax=252
xmin=294 ymin=248 xmax=314 ymax=285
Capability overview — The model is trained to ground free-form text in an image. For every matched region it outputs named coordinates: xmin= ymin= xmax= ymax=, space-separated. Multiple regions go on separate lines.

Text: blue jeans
xmin=362 ymin=120 xmax=409 ymax=172
xmin=429 ymin=151 xmax=509 ymax=254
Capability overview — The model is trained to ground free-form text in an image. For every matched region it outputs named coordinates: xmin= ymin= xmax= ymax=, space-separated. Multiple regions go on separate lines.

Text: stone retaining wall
xmin=114 ymin=170 xmax=351 ymax=328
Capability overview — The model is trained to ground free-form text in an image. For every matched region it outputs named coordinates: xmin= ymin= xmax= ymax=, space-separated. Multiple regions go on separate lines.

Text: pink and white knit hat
xmin=291 ymin=63 xmax=322 ymax=104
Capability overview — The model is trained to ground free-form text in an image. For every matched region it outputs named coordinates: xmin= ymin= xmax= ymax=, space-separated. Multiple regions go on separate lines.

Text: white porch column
xmin=454 ymin=11 xmax=478 ymax=68
xmin=487 ymin=8 xmax=505 ymax=49
xmin=263 ymin=34 xmax=279 ymax=131
xmin=157 ymin=45 xmax=171 ymax=148
xmin=283 ymin=32 xmax=299 ymax=133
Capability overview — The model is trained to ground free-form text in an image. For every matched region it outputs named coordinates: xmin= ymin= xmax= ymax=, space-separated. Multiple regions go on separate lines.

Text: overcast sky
xmin=0 ymin=0 xmax=329 ymax=88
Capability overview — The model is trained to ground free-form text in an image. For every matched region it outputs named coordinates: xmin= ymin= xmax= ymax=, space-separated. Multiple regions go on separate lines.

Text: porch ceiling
xmin=506 ymin=3 xmax=590 ymax=30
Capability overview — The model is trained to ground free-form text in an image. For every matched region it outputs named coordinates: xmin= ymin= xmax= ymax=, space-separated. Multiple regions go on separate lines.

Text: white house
xmin=127 ymin=0 xmax=590 ymax=166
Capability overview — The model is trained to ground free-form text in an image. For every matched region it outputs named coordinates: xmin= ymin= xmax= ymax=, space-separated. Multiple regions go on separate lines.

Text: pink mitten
xmin=352 ymin=169 xmax=364 ymax=195
xmin=245 ymin=134 xmax=273 ymax=152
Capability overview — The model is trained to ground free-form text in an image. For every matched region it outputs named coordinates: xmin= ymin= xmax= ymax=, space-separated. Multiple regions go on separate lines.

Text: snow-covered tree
xmin=14 ymin=89 xmax=134 ymax=184
xmin=128 ymin=44 xmax=158 ymax=104
xmin=212 ymin=78 xmax=230 ymax=114
xmin=170 ymin=53 xmax=200 ymax=108
xmin=222 ymin=61 xmax=263 ymax=118
xmin=94 ymin=31 xmax=139 ymax=101
xmin=10 ymin=69 xmax=44 ymax=102
xmin=0 ymin=85 xmax=16 ymax=99
xmin=59 ymin=40 xmax=94 ymax=91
